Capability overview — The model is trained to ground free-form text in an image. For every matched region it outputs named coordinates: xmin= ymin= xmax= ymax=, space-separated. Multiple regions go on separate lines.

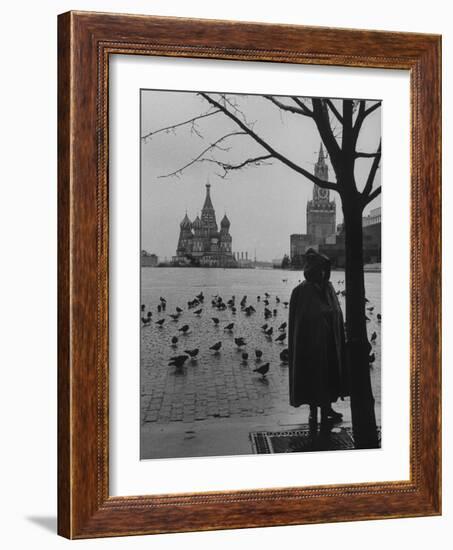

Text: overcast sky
xmin=141 ymin=90 xmax=381 ymax=261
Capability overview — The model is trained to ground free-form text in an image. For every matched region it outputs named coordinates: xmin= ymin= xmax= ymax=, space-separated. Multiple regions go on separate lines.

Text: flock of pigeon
xmin=141 ymin=289 xmax=291 ymax=380
xmin=141 ymin=278 xmax=380 ymax=378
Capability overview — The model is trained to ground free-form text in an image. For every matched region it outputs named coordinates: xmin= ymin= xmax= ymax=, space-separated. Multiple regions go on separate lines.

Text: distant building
xmin=363 ymin=207 xmax=381 ymax=227
xmin=141 ymin=250 xmax=158 ymax=267
xmin=306 ymin=144 xmax=336 ymax=243
xmin=290 ymin=143 xmax=337 ymax=267
xmin=234 ymin=251 xmax=253 ymax=269
xmin=290 ymin=144 xmax=381 ymax=269
xmin=290 ymin=234 xmax=313 ymax=268
xmin=318 ymin=207 xmax=381 ymax=267
xmin=173 ymin=183 xmax=237 ymax=267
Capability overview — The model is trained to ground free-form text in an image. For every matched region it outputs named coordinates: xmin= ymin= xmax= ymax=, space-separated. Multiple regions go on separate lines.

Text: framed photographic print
xmin=58 ymin=11 xmax=441 ymax=538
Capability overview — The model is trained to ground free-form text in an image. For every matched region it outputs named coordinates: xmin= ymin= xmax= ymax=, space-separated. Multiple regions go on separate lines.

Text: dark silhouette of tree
xmin=142 ymin=93 xmax=381 ymax=448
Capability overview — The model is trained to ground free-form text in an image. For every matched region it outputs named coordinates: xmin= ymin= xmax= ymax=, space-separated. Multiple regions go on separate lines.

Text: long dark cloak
xmin=288 ymin=280 xmax=349 ymax=407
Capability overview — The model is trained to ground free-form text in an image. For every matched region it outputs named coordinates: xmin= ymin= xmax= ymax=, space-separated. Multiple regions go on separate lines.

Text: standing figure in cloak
xmin=288 ymin=248 xmax=349 ymax=427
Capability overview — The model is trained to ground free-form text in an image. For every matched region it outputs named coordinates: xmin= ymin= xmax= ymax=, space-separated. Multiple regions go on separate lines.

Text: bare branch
xmin=199 ymin=92 xmax=338 ymax=191
xmin=157 ymin=131 xmax=246 ymax=178
xmin=311 ymin=99 xmax=342 ymax=166
xmin=363 ymin=101 xmax=382 ymax=118
xmin=264 ymin=96 xmax=308 ymax=116
xmin=355 ymin=151 xmax=381 ymax=159
xmin=325 ymin=99 xmax=343 ymax=124
xmin=219 ymin=94 xmax=255 ymax=126
xmin=203 ymin=154 xmax=274 ymax=178
xmin=141 ymin=109 xmax=221 ymax=141
xmin=362 ymin=140 xmax=382 ymax=198
xmin=292 ymin=97 xmax=314 ymax=116
xmin=353 ymin=100 xmax=382 ymax=142
xmin=364 ymin=185 xmax=381 ymax=205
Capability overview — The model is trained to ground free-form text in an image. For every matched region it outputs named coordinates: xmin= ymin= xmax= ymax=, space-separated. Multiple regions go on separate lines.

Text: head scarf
xmin=303 ymin=248 xmax=331 ymax=284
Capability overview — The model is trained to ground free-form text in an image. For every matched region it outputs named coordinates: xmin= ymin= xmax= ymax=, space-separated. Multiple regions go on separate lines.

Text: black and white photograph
xmin=140 ymin=89 xmax=382 ymax=459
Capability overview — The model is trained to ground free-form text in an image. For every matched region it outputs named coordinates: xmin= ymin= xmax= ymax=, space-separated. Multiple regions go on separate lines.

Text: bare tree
xmin=142 ymin=93 xmax=381 ymax=448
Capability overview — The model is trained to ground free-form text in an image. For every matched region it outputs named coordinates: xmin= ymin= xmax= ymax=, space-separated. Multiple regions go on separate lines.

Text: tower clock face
xmin=318 ymin=187 xmax=328 ymax=199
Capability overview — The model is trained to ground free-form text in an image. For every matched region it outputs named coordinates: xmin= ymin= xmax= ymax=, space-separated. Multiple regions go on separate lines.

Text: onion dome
xmin=192 ymin=215 xmax=202 ymax=230
xmin=180 ymin=213 xmax=192 ymax=229
xmin=220 ymin=213 xmax=230 ymax=228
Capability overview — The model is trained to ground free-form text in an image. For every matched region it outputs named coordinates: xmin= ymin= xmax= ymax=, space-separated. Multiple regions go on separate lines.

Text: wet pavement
xmin=141 ymin=268 xmax=381 ymax=458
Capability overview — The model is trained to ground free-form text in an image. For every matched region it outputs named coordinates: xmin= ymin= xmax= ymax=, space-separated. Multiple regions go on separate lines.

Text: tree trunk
xmin=342 ymin=196 xmax=379 ymax=448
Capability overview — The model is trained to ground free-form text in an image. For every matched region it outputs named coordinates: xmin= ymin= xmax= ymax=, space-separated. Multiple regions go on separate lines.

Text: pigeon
xmin=210 ymin=341 xmax=222 ymax=352
xmin=283 ymin=302 xmax=289 ymax=307
xmin=365 ymin=315 xmax=370 ymax=321
xmin=160 ymin=297 xmax=167 ymax=304
xmin=367 ymin=306 xmax=375 ymax=313
xmin=257 ymin=296 xmax=261 ymax=301
xmin=176 ymin=307 xmax=183 ymax=313
xmin=212 ymin=317 xmax=220 ymax=325
xmin=168 ymin=355 xmax=188 ymax=368
xmin=276 ymin=297 xmax=280 ymax=303
xmin=255 ymin=349 xmax=263 ymax=359
xmin=224 ymin=323 xmax=234 ymax=331
xmin=263 ymin=299 xmax=269 ymax=306
xmin=234 ymin=337 xmax=246 ymax=348
xmin=365 ymin=298 xmax=370 ymax=303
xmin=147 ymin=311 xmax=152 ymax=318
xmin=241 ymin=352 xmax=249 ymax=361
xmin=273 ymin=309 xmax=278 ymax=316
xmin=369 ymin=353 xmax=376 ymax=364
xmin=156 ymin=319 xmax=165 ymax=326
xmin=231 ymin=307 xmax=237 ymax=314
xmin=193 ymin=308 xmax=203 ymax=315
xmin=370 ymin=331 xmax=377 ymax=342
xmin=275 ymin=333 xmax=286 ymax=343
xmin=278 ymin=322 xmax=287 ymax=331
xmin=171 ymin=336 xmax=178 ymax=345
xmin=141 ymin=304 xmax=145 ymax=312
xmin=377 ymin=313 xmax=382 ymax=322
xmin=261 ymin=324 xmax=268 ymax=332
xmin=157 ymin=305 xmax=162 ymax=313
xmin=178 ymin=324 xmax=190 ymax=333
xmin=141 ymin=317 xmax=151 ymax=326
xmin=264 ymin=292 xmax=270 ymax=298
xmin=169 ymin=313 xmax=180 ymax=321
xmin=264 ymin=327 xmax=274 ymax=337
xmin=253 ymin=363 xmax=270 ymax=378
xmin=280 ymin=348 xmax=289 ymax=363
xmin=184 ymin=348 xmax=199 ymax=358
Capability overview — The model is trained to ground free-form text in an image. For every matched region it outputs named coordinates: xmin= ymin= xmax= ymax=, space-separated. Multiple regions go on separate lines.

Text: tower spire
xmin=317 ymin=142 xmax=325 ymax=163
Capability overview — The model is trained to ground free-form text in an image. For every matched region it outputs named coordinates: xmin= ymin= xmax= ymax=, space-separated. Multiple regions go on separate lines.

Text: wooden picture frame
xmin=58 ymin=10 xmax=441 ymax=539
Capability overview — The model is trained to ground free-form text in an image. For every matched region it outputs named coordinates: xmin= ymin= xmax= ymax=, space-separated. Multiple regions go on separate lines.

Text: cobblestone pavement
xmin=141 ymin=268 xmax=381 ymax=426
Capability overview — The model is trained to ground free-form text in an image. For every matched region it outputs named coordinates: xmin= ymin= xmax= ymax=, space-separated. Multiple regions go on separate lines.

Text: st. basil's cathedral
xmin=174 ymin=183 xmax=238 ymax=267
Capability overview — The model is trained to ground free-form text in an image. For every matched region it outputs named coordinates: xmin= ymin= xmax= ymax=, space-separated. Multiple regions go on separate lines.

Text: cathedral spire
xmin=202 ymin=181 xmax=214 ymax=211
